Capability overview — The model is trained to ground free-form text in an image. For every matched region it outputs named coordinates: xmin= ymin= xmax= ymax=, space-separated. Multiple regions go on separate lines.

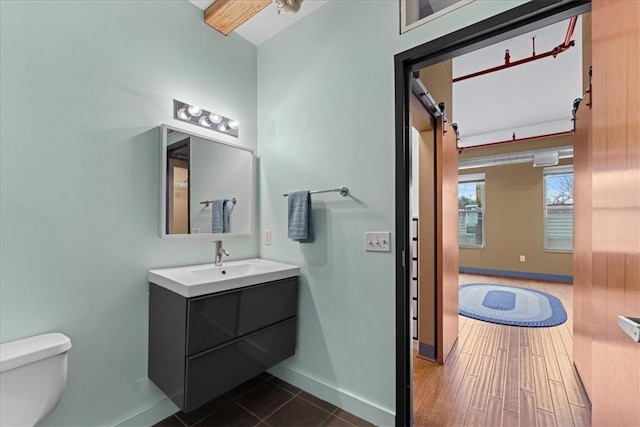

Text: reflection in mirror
xmin=161 ymin=125 xmax=253 ymax=237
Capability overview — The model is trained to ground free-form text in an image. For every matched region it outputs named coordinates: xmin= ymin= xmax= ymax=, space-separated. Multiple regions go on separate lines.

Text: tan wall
xmin=459 ymin=135 xmax=574 ymax=277
xmin=417 ymin=130 xmax=436 ymax=348
xmin=419 ymin=60 xmax=453 ymax=120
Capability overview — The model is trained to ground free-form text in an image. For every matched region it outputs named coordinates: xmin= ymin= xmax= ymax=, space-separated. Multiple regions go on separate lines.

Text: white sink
xmin=148 ymin=258 xmax=301 ymax=298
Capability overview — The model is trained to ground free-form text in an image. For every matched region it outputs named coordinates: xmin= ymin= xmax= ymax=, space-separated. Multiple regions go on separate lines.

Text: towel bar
xmin=200 ymin=198 xmax=237 ymax=208
xmin=283 ymin=186 xmax=349 ymax=197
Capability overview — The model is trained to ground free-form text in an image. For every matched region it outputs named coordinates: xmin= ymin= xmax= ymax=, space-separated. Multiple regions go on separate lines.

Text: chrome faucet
xmin=214 ymin=240 xmax=230 ymax=266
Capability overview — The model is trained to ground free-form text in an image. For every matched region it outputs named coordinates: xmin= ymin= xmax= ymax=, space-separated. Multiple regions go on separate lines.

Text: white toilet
xmin=0 ymin=333 xmax=72 ymax=426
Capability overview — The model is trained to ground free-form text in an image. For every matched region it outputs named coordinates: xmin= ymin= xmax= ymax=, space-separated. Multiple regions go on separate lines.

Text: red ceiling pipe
xmin=563 ymin=16 xmax=578 ymax=49
xmin=452 ymin=16 xmax=578 ymax=83
xmin=458 ymin=130 xmax=574 ymax=153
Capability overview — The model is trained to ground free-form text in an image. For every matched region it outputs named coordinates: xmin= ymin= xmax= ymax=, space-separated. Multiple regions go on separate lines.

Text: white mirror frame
xmin=160 ymin=123 xmax=254 ymax=239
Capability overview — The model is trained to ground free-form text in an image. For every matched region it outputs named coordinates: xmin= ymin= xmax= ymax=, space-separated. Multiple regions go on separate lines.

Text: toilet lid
xmin=0 ymin=333 xmax=72 ymax=373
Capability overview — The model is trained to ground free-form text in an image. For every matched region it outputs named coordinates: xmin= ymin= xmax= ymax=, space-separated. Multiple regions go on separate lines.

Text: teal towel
xmin=287 ymin=191 xmax=313 ymax=242
xmin=211 ymin=199 xmax=230 ymax=233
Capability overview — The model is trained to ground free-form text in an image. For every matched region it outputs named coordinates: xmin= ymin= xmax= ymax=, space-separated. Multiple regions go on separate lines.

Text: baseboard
xmin=111 ymin=397 xmax=179 ymax=427
xmin=268 ymin=363 xmax=395 ymax=427
xmin=459 ymin=267 xmax=573 ymax=283
xmin=418 ymin=342 xmax=436 ymax=360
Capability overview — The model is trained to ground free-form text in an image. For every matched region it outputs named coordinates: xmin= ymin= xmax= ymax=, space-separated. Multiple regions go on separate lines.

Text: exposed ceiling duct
xmin=452 ymin=16 xmax=578 ymax=83
xmin=459 ymin=145 xmax=574 ymax=170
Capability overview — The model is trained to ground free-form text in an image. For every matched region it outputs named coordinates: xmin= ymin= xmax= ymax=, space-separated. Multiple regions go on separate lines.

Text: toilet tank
xmin=0 ymin=333 xmax=72 ymax=426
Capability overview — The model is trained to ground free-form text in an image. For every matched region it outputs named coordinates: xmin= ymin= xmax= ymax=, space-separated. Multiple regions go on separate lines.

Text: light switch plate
xmin=365 ymin=232 xmax=391 ymax=252
xmin=264 ymin=230 xmax=272 ymax=246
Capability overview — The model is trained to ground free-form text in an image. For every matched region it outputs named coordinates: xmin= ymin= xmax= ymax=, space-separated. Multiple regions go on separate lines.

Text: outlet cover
xmin=365 ymin=232 xmax=391 ymax=252
xmin=520 ymin=255 xmax=526 ymax=262
xmin=264 ymin=230 xmax=272 ymax=246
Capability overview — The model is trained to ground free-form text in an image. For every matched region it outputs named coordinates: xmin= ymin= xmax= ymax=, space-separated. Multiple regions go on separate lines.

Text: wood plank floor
xmin=413 ymin=274 xmax=591 ymax=427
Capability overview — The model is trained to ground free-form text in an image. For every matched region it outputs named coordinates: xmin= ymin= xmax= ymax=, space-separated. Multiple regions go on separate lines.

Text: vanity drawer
xmin=186 ymin=277 xmax=299 ymax=355
xmin=184 ymin=317 xmax=297 ymax=412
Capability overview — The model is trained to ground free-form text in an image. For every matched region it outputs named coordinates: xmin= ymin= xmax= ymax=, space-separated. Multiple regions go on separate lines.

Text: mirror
xmin=161 ymin=124 xmax=253 ymax=237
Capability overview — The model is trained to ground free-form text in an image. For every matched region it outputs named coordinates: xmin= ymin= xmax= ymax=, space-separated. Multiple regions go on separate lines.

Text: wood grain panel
xmin=548 ymin=327 xmax=566 ymax=355
xmin=436 ymin=119 xmax=459 ymax=362
xmin=570 ymin=404 xmax=591 ymax=427
xmin=502 ymin=410 xmax=519 ymax=427
xmin=520 ymin=345 xmax=534 ymax=393
xmin=530 ymin=328 xmax=543 ymax=357
xmin=590 ymin=1 xmax=640 ymax=425
xmin=532 ymin=355 xmax=554 ymax=413
xmin=498 ymin=325 xmax=510 ymax=351
xmin=520 ymin=328 xmax=530 ymax=348
xmin=489 ymin=348 xmax=507 ymax=399
xmin=504 ymin=357 xmax=519 ymax=413
xmin=485 ymin=397 xmax=503 ymax=426
xmin=536 ymin=410 xmax=556 ymax=427
xmin=484 ymin=324 xmax=499 ymax=357
xmin=466 ymin=337 xmax=487 ymax=376
xmin=465 ymin=410 xmax=485 ymax=427
xmin=572 ymin=89 xmax=592 ymax=398
xmin=555 ymin=352 xmax=588 ymax=408
xmin=541 ymin=336 xmax=562 ymax=383
xmin=508 ymin=327 xmax=520 ymax=358
xmin=418 ymin=130 xmax=437 ymax=353
xmin=447 ymin=374 xmax=476 ymax=426
xmin=468 ymin=355 xmax=495 ymax=413
xmin=204 ymin=0 xmax=271 ymax=36
xmin=520 ymin=391 xmax=537 ymax=427
xmin=549 ymin=380 xmax=573 ymax=427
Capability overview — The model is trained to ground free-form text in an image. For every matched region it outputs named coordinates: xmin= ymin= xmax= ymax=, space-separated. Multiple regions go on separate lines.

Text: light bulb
xmin=228 ymin=120 xmax=239 ymax=130
xmin=177 ymin=108 xmax=189 ymax=120
xmin=209 ymin=114 xmax=222 ymax=124
xmin=218 ymin=123 xmax=227 ymax=132
xmin=187 ymin=105 xmax=202 ymax=117
xmin=199 ymin=116 xmax=210 ymax=127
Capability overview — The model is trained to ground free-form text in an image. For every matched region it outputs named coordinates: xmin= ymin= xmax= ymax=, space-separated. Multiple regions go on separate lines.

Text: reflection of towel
xmin=211 ymin=199 xmax=230 ymax=233
xmin=288 ymin=191 xmax=313 ymax=243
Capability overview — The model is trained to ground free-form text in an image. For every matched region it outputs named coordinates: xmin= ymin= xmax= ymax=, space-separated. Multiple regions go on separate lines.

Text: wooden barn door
xmin=588 ymin=0 xmax=640 ymax=424
xmin=436 ymin=117 xmax=459 ymax=363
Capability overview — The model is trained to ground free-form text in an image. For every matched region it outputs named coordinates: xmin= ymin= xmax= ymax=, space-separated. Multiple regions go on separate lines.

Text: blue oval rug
xmin=459 ymin=283 xmax=567 ymax=327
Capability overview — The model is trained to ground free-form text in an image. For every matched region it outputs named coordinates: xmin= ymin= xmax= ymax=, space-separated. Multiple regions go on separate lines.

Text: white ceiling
xmin=452 ymin=17 xmax=583 ymax=147
xmin=188 ymin=0 xmax=328 ymax=46
xmin=189 ymin=2 xmax=581 ymax=147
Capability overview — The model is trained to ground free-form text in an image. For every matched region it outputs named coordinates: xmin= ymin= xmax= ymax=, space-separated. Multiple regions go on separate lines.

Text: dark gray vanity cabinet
xmin=148 ymin=277 xmax=299 ymax=413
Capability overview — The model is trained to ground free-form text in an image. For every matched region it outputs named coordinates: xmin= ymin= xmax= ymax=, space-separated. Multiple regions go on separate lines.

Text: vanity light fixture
xmin=173 ymin=100 xmax=239 ymax=137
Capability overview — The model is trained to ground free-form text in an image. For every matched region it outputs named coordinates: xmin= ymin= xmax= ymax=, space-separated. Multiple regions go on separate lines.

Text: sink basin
xmin=148 ymin=258 xmax=300 ymax=298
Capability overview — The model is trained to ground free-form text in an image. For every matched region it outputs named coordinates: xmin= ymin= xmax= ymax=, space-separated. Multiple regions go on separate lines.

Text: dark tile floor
xmin=153 ymin=373 xmax=376 ymax=427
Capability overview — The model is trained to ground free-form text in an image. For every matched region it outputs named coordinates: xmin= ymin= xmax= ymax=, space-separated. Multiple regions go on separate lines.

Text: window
xmin=544 ymin=165 xmax=573 ymax=252
xmin=458 ymin=173 xmax=485 ymax=248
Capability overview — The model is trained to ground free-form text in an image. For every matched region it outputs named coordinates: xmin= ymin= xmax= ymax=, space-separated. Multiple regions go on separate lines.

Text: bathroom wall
xmin=0 ymin=2 xmax=258 ymax=426
xmin=1 ymin=0 xmax=528 ymax=425
xmin=256 ymin=1 xmax=526 ymax=425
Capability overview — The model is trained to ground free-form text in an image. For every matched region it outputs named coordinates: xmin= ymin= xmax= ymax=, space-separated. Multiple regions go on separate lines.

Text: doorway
xmin=393 ymin=2 xmax=592 ymax=425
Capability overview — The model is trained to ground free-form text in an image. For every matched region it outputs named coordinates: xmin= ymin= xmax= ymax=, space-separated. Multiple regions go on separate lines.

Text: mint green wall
xmin=0 ymin=2 xmax=257 ymax=426
xmin=0 ymin=0 xmax=529 ymax=425
xmin=257 ymin=1 xmax=525 ymax=425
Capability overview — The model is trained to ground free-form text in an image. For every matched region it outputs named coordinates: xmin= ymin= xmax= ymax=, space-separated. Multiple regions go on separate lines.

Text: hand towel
xmin=287 ymin=191 xmax=313 ymax=242
xmin=211 ymin=199 xmax=230 ymax=233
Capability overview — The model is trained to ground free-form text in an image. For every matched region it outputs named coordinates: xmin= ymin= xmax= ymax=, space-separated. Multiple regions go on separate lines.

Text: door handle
xmin=618 ymin=316 xmax=640 ymax=343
